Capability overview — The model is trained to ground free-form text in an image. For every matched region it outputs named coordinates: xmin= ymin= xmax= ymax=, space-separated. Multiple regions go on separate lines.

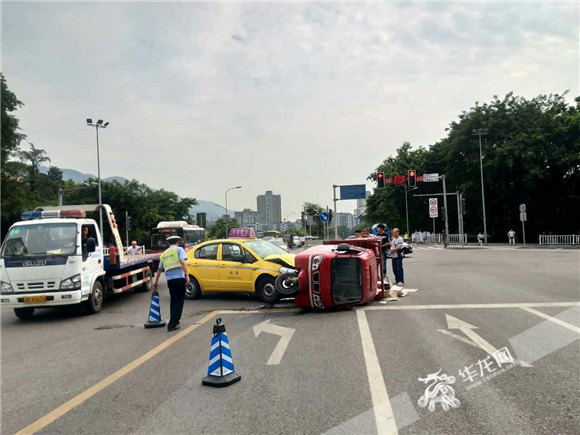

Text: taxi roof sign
xmin=228 ymin=227 xmax=256 ymax=239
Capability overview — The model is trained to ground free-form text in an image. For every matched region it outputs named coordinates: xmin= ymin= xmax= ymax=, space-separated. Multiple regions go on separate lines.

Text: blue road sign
xmin=319 ymin=212 xmax=329 ymax=222
xmin=340 ymin=184 xmax=367 ymax=200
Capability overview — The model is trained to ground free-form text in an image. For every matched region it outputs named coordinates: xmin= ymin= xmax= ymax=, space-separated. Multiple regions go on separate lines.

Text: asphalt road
xmin=2 ymin=246 xmax=579 ymax=435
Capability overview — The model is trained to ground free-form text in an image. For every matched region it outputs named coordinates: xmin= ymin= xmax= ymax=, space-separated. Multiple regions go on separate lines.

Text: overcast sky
xmin=3 ymin=1 xmax=578 ymax=216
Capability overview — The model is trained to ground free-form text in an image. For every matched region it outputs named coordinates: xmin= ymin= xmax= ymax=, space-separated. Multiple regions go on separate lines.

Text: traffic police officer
xmin=153 ymin=236 xmax=190 ymax=331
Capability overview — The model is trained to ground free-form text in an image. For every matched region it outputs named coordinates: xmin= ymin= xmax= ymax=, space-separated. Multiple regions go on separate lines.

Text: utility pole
xmin=473 ymin=129 xmax=489 ymax=244
xmin=125 ymin=210 xmax=129 ymax=248
xmin=441 ymin=175 xmax=450 ymax=237
xmin=404 ymin=183 xmax=409 ymax=236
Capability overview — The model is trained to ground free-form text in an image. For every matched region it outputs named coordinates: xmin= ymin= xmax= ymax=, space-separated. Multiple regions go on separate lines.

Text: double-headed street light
xmin=225 ymin=186 xmax=242 ymax=237
xmin=473 ymin=128 xmax=489 ymax=244
xmin=86 ymin=118 xmax=109 ymax=235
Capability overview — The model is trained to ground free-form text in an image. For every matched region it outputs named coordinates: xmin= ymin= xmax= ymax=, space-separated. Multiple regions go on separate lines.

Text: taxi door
xmin=188 ymin=243 xmax=221 ymax=291
xmin=218 ymin=243 xmax=254 ymax=291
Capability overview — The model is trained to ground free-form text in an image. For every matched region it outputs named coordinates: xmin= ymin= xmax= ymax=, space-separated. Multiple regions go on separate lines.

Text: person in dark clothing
xmin=376 ymin=224 xmax=390 ymax=279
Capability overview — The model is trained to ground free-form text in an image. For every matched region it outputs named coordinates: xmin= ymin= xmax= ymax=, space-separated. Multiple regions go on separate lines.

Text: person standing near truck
xmin=153 ymin=235 xmax=190 ymax=331
xmin=376 ymin=224 xmax=390 ymax=280
xmin=390 ymin=228 xmax=407 ymax=296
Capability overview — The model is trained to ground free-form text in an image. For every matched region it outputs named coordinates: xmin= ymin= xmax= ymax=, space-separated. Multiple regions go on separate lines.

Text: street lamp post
xmin=86 ymin=119 xmax=109 ymax=235
xmin=225 ymin=186 xmax=242 ymax=237
xmin=473 ymin=129 xmax=489 ymax=244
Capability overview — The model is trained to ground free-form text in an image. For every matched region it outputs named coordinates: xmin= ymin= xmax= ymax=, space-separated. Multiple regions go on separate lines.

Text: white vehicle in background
xmin=0 ymin=204 xmax=159 ymax=319
xmin=292 ymin=236 xmax=303 ymax=247
xmin=269 ymin=239 xmax=289 ymax=252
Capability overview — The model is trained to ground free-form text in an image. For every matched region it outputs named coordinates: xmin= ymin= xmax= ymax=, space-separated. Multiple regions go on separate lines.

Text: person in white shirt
xmin=477 ymin=232 xmax=484 ymax=246
xmin=125 ymin=241 xmax=141 ymax=255
xmin=508 ymin=229 xmax=516 ymax=245
xmin=389 ymin=228 xmax=407 ymax=299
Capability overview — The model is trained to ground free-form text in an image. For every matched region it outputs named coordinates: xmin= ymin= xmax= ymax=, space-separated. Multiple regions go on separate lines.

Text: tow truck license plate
xmin=24 ymin=296 xmax=46 ymax=304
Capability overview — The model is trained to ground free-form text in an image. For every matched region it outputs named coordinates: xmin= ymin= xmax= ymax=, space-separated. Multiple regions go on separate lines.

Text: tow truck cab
xmin=293 ymin=239 xmax=385 ymax=309
xmin=0 ymin=205 xmax=157 ymax=318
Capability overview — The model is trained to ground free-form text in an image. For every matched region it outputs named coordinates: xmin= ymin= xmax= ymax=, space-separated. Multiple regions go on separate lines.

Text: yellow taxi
xmin=185 ymin=238 xmax=296 ymax=303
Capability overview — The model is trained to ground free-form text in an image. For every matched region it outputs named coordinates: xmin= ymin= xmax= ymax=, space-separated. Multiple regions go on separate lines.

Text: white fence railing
xmin=103 ymin=246 xmax=146 ymax=256
xmin=539 ymin=235 xmax=580 ymax=245
xmin=410 ymin=233 xmax=467 ymax=244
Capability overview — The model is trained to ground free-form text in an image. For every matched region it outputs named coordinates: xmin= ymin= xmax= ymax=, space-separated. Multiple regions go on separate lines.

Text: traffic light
xmin=462 ymin=198 xmax=466 ymax=214
xmin=441 ymin=207 xmax=446 ymax=220
xmin=127 ymin=216 xmax=131 ymax=231
xmin=301 ymin=211 xmax=305 ymax=225
xmin=408 ymin=170 xmax=416 ymax=188
xmin=377 ymin=172 xmax=385 ymax=188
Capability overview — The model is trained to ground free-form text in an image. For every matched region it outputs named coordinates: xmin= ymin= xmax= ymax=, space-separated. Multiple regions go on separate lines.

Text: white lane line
xmin=364 ymin=302 xmax=580 ymax=311
xmin=356 ymin=310 xmax=398 ymax=435
xmin=519 ymin=306 xmax=580 ymax=334
xmin=437 ymin=329 xmax=481 ymax=348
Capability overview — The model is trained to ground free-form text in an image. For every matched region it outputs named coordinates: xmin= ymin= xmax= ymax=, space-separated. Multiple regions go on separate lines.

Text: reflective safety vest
xmin=160 ymin=246 xmax=182 ymax=271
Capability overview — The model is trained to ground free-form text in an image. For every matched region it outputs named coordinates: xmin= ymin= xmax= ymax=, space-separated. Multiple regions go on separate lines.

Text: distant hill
xmin=39 ymin=166 xmax=229 ymax=224
xmin=190 ymin=200 xmax=235 ymax=224
xmin=39 ymin=166 xmax=128 ymax=184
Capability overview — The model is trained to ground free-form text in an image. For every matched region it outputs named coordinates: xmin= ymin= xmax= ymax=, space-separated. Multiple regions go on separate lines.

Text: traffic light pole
xmin=125 ymin=210 xmax=129 ymax=248
xmin=404 ymin=183 xmax=409 ymax=236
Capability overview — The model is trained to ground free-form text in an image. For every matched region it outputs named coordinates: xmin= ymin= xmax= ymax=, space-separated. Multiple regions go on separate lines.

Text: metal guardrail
xmin=411 ymin=233 xmax=467 ymax=244
xmin=103 ymin=246 xmax=146 ymax=255
xmin=539 ymin=235 xmax=580 ymax=245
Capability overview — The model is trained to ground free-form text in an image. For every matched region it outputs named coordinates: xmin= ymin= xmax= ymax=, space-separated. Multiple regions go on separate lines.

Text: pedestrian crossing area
xmin=413 ymin=245 xmax=443 ymax=251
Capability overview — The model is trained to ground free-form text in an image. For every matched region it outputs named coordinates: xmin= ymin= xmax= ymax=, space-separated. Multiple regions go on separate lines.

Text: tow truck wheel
xmin=14 ymin=307 xmax=35 ymax=319
xmin=85 ymin=282 xmax=103 ymax=315
xmin=258 ymin=276 xmax=279 ymax=303
xmin=135 ymin=270 xmax=152 ymax=293
xmin=185 ymin=276 xmax=201 ymax=300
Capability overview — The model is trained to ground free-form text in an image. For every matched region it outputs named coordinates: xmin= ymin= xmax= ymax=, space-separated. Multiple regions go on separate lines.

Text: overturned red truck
xmin=274 ymin=238 xmax=387 ymax=309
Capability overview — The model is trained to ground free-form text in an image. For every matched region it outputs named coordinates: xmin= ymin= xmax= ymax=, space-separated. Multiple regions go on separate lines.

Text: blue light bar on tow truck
xmin=21 ymin=210 xmax=87 ymax=220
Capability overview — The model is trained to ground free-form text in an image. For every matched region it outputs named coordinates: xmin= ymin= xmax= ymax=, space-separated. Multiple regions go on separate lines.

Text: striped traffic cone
xmin=202 ymin=318 xmax=241 ymax=388
xmin=144 ymin=290 xmax=166 ymax=328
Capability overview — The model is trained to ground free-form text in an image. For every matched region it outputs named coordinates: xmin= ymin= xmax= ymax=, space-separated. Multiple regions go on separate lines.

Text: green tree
xmin=207 ymin=217 xmax=240 ymax=239
xmin=18 ymin=142 xmax=51 ymax=191
xmin=47 ymin=166 xmax=64 ymax=195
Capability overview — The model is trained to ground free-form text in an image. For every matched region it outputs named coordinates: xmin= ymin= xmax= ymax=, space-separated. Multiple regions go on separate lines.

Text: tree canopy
xmin=365 ymin=92 xmax=580 ymax=241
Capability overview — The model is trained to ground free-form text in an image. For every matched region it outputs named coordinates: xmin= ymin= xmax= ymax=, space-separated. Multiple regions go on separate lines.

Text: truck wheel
xmin=258 ymin=276 xmax=279 ymax=303
xmin=135 ymin=270 xmax=152 ymax=293
xmin=185 ymin=276 xmax=201 ymax=300
xmin=14 ymin=307 xmax=35 ymax=319
xmin=85 ymin=282 xmax=103 ymax=315
xmin=275 ymin=273 xmax=299 ymax=296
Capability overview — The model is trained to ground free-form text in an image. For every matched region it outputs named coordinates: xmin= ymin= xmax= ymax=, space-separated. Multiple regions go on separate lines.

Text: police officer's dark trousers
xmin=167 ymin=278 xmax=186 ymax=328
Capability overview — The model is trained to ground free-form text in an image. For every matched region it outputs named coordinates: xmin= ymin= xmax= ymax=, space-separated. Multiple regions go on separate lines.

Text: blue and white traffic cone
xmin=144 ymin=290 xmax=166 ymax=328
xmin=202 ymin=318 xmax=241 ymax=388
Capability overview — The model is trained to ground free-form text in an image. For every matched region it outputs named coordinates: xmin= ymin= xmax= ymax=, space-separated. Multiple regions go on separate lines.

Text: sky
xmin=2 ymin=1 xmax=578 ymax=217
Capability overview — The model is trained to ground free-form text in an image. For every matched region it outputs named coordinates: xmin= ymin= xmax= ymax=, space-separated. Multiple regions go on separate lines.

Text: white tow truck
xmin=0 ymin=204 xmax=159 ymax=318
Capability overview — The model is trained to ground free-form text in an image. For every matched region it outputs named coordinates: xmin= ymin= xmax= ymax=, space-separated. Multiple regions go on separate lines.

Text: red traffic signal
xmin=408 ymin=169 xmax=417 ymax=187
xmin=377 ymin=172 xmax=385 ymax=188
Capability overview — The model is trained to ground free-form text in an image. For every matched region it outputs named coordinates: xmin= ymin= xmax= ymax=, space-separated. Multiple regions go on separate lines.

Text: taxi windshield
xmin=1 ymin=223 xmax=77 ymax=257
xmin=244 ymin=240 xmax=287 ymax=259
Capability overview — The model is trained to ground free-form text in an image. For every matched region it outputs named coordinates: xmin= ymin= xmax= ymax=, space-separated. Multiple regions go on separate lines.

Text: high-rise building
xmin=234 ymin=211 xmax=243 ymax=224
xmin=333 ymin=212 xmax=355 ymax=229
xmin=257 ymin=190 xmax=282 ymax=230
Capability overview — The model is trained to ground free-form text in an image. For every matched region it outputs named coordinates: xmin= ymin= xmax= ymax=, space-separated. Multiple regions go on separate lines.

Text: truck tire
xmin=85 ymin=281 xmax=103 ymax=315
xmin=275 ymin=273 xmax=299 ymax=296
xmin=14 ymin=307 xmax=35 ymax=319
xmin=257 ymin=276 xmax=279 ymax=304
xmin=135 ymin=270 xmax=152 ymax=293
xmin=185 ymin=276 xmax=201 ymax=300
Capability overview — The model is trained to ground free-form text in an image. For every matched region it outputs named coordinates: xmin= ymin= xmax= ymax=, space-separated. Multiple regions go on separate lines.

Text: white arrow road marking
xmin=445 ymin=314 xmax=533 ymax=368
xmin=253 ymin=320 xmax=295 ymax=365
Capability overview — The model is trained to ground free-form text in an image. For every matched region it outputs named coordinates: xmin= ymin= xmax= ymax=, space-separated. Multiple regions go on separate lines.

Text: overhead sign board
xmin=339 ymin=184 xmax=367 ymax=200
xmin=423 ymin=173 xmax=439 ymax=182
xmin=429 ymin=198 xmax=438 ymax=218
xmin=519 ymin=204 xmax=526 ymax=213
xmin=196 ymin=212 xmax=207 ymax=229
xmin=319 ymin=212 xmax=329 ymax=222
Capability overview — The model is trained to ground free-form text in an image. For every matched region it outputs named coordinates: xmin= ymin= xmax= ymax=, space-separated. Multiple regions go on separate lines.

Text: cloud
xmin=2 ymin=1 xmax=578 ymax=216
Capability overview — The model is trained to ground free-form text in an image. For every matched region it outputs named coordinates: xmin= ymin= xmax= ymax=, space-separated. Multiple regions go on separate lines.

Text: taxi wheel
xmin=14 ymin=307 xmax=35 ymax=319
xmin=258 ymin=276 xmax=279 ymax=303
xmin=185 ymin=276 xmax=201 ymax=300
